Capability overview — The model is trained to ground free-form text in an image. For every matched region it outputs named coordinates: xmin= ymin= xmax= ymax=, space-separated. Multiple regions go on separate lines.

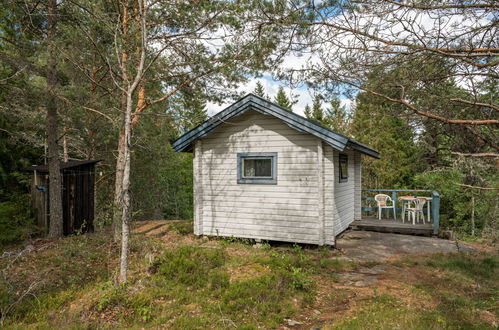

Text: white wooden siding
xmin=193 ymin=140 xmax=202 ymax=235
xmin=323 ymin=146 xmax=356 ymax=244
xmin=354 ymin=151 xmax=362 ymax=220
xmin=198 ymin=110 xmax=321 ymax=244
xmin=323 ymin=146 xmax=335 ymax=245
xmin=317 ymin=140 xmax=325 ymax=245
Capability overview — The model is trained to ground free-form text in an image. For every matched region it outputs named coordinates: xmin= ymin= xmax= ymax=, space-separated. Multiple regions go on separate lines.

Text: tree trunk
xmin=471 ymin=196 xmax=475 ymax=236
xmin=113 ymin=133 xmax=126 ymax=241
xmin=119 ymin=92 xmax=133 ymax=283
xmin=112 ymin=5 xmax=129 ymax=242
xmin=47 ymin=0 xmax=63 ymax=239
xmin=113 ymin=80 xmax=144 ymax=242
xmin=63 ymin=127 xmax=68 ymax=162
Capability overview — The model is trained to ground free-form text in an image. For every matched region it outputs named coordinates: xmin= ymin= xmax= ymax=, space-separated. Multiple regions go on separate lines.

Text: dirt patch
xmin=145 ymin=225 xmax=170 ymax=237
xmin=133 ymin=220 xmax=168 ymax=234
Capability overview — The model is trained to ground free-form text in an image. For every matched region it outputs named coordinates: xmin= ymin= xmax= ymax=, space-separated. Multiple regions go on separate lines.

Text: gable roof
xmin=172 ymin=94 xmax=379 ymax=158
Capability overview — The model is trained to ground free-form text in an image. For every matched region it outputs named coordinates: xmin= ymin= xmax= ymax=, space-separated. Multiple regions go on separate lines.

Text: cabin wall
xmin=354 ymin=151 xmax=362 ymax=220
xmin=196 ymin=110 xmax=321 ymax=244
xmin=324 ymin=147 xmax=356 ymax=243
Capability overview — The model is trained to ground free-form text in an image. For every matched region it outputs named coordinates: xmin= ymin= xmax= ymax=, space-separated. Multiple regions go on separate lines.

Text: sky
xmin=205 ymin=73 xmax=354 ymax=117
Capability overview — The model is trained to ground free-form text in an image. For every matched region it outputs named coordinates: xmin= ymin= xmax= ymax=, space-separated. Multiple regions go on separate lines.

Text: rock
xmin=313 ymin=309 xmax=321 ymax=315
xmin=353 ymin=277 xmax=377 ymax=287
xmin=357 ymin=265 xmax=386 ymax=275
xmin=286 ymin=319 xmax=302 ymax=326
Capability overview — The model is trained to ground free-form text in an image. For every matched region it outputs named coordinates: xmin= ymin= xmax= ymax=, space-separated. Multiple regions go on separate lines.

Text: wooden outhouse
xmin=173 ymin=94 xmax=379 ymax=245
xmin=25 ymin=160 xmax=99 ymax=236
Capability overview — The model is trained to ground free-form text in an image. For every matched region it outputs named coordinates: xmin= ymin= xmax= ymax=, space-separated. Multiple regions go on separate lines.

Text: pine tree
xmin=46 ymin=0 xmax=64 ymax=238
xmin=171 ymin=87 xmax=208 ymax=134
xmin=253 ymin=81 xmax=268 ymax=99
xmin=274 ymin=87 xmax=294 ymax=111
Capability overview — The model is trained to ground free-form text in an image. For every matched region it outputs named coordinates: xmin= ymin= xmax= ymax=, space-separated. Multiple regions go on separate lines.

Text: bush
xmin=150 ymin=246 xmax=226 ymax=288
xmin=0 ymin=194 xmax=36 ymax=246
xmin=221 ymin=274 xmax=293 ymax=318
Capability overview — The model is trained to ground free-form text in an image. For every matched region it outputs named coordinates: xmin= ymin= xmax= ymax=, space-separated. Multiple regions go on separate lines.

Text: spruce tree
xmin=304 ymin=104 xmax=312 ymax=119
xmin=274 ymin=87 xmax=294 ymax=111
xmin=326 ymin=97 xmax=348 ymax=134
xmin=253 ymin=81 xmax=268 ymax=99
xmin=311 ymin=94 xmax=324 ymax=123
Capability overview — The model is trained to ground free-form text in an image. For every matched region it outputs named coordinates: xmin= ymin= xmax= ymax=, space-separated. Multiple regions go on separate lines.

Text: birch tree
xmin=102 ymin=0 xmax=295 ymax=242
xmin=70 ymin=0 xmax=295 ymax=280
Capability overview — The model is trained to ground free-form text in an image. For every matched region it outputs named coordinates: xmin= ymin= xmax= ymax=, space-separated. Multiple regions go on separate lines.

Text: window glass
xmin=237 ymin=152 xmax=277 ymax=184
xmin=339 ymin=153 xmax=348 ymax=182
xmin=243 ymin=158 xmax=272 ymax=177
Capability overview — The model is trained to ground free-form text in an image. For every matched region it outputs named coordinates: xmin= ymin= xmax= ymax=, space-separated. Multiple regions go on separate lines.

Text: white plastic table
xmin=398 ymin=196 xmax=431 ymax=223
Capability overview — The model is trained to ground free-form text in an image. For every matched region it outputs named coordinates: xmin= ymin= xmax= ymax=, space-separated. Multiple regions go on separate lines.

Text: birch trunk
xmin=119 ymin=92 xmax=133 ymax=283
xmin=47 ymin=0 xmax=64 ymax=239
xmin=113 ymin=133 xmax=126 ymax=241
xmin=117 ymin=0 xmax=146 ymax=283
xmin=112 ymin=5 xmax=129 ymax=242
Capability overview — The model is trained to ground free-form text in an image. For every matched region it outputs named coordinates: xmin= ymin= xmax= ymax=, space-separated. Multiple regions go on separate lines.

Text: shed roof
xmin=24 ymin=160 xmax=100 ymax=173
xmin=172 ymin=94 xmax=379 ymax=158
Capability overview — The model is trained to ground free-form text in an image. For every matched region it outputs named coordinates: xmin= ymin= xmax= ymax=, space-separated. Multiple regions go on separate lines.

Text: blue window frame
xmin=237 ymin=152 xmax=277 ymax=184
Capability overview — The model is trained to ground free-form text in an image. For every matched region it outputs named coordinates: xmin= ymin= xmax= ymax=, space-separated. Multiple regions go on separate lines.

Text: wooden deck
xmin=350 ymin=217 xmax=434 ymax=236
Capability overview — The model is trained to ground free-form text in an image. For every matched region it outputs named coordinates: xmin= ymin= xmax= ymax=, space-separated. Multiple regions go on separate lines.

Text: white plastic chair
xmin=374 ymin=194 xmax=396 ymax=220
xmin=406 ymin=198 xmax=426 ymax=225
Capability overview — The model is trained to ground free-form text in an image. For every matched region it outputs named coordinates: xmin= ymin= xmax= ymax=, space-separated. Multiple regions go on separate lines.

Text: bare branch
xmin=450 ymin=98 xmax=499 ymax=111
xmin=456 ymin=183 xmax=499 ymax=190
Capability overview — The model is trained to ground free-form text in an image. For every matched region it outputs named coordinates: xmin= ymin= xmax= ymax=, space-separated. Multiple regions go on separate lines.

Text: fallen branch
xmin=451 ymin=152 xmax=499 ymax=158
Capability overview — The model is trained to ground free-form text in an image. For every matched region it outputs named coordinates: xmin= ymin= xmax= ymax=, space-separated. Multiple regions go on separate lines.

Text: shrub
xmin=221 ymin=274 xmax=293 ymax=318
xmin=0 ymin=194 xmax=36 ymax=246
xmin=150 ymin=246 xmax=226 ymax=288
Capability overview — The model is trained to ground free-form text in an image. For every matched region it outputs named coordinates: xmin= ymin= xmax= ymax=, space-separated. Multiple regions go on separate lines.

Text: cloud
xmin=206 ymin=76 xmax=314 ymax=116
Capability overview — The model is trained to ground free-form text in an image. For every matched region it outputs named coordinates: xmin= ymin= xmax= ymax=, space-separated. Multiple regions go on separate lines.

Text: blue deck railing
xmin=362 ymin=189 xmax=440 ymax=235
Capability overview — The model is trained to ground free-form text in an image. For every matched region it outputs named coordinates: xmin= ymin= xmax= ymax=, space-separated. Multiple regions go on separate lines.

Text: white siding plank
xmin=199 ymin=110 xmax=320 ymax=244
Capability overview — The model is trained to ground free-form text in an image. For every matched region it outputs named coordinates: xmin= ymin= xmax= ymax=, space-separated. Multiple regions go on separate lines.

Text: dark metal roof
xmin=172 ymin=94 xmax=379 ymax=158
xmin=24 ymin=160 xmax=101 ymax=173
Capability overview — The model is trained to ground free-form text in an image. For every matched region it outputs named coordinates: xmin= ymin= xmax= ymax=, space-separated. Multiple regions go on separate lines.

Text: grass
xmin=0 ymin=222 xmax=497 ymax=328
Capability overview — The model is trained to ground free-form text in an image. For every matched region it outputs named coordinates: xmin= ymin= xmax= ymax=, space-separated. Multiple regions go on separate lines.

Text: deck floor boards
xmin=351 ymin=216 xmax=433 ymax=236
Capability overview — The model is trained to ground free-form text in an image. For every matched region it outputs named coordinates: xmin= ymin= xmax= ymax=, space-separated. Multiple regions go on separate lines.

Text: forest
xmin=1 ymin=0 xmax=495 ymax=241
xmin=0 ymin=0 xmax=497 ymax=327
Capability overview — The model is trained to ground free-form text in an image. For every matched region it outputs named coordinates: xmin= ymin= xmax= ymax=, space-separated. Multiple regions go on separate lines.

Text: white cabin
xmin=173 ymin=94 xmax=379 ymax=245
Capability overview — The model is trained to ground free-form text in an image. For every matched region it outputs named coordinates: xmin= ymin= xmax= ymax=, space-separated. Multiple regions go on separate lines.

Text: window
xmin=237 ymin=152 xmax=277 ymax=184
xmin=339 ymin=153 xmax=348 ymax=182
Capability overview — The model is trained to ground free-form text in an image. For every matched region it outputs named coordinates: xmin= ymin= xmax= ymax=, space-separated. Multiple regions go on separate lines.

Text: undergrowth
xmin=1 ymin=226 xmax=496 ymax=329
xmin=92 ymin=245 xmax=317 ymax=328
